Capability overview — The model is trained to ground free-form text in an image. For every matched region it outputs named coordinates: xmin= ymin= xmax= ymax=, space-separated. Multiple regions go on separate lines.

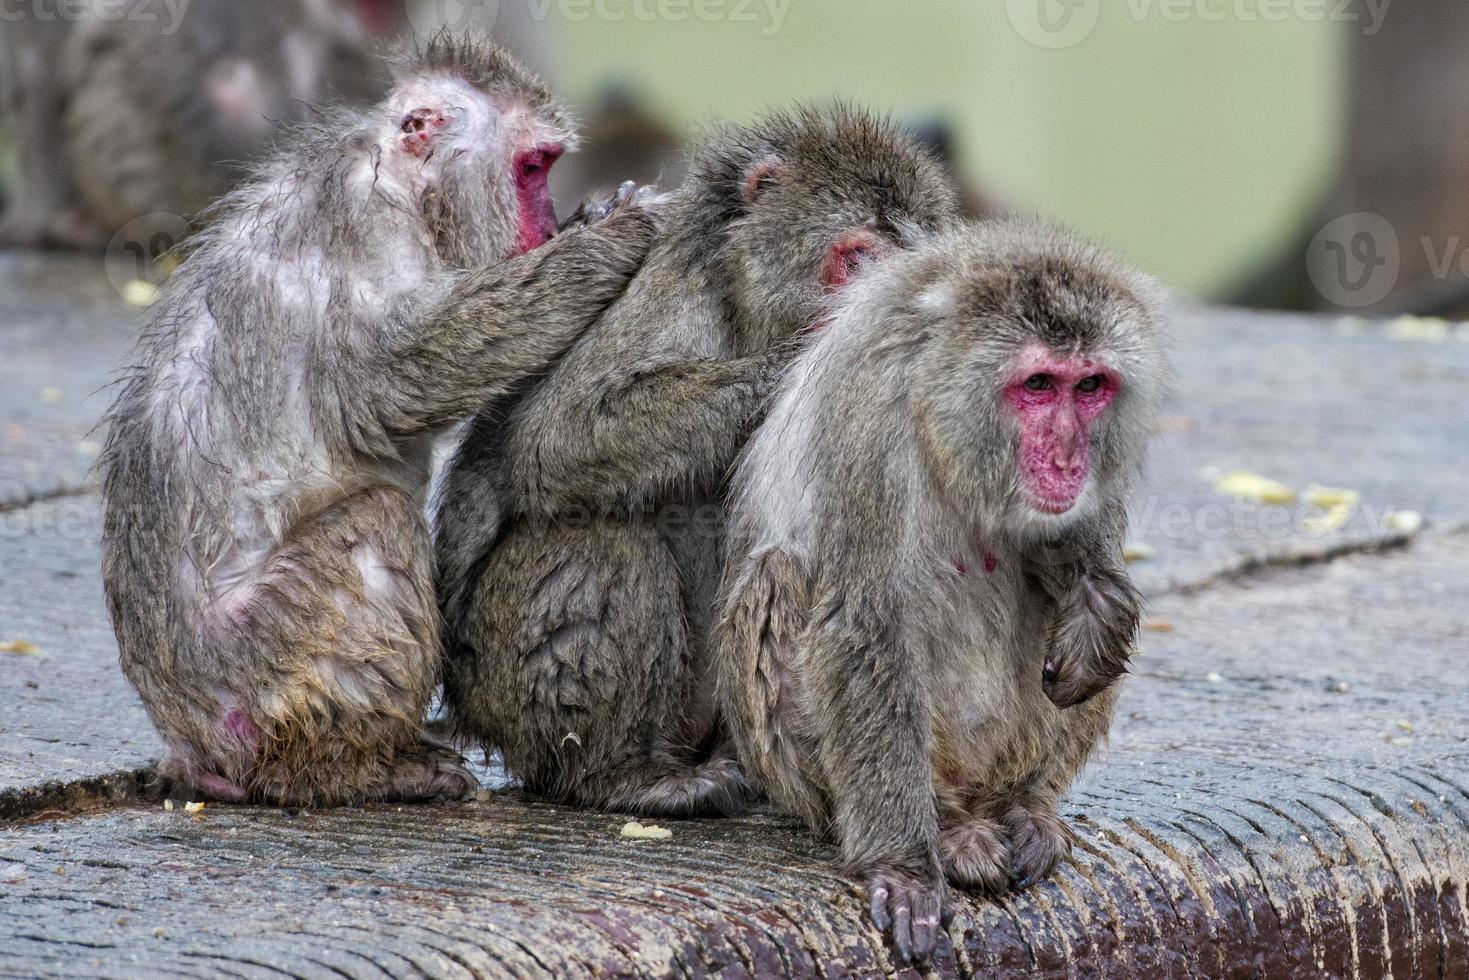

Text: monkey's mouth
xmin=1027 ymin=493 xmax=1076 ymax=515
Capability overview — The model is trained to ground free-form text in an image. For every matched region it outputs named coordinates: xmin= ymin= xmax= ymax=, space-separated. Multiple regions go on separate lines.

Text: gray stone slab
xmin=0 ymin=496 xmax=159 ymax=799
xmin=0 ymin=253 xmax=139 ymax=508
xmin=1127 ymin=304 xmax=1469 ymax=595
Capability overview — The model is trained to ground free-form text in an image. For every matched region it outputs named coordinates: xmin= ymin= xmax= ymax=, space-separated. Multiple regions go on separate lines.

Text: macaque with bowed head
xmin=99 ymin=34 xmax=655 ymax=805
xmin=434 ymin=106 xmax=961 ymax=817
xmin=716 ymin=222 xmax=1165 ymax=963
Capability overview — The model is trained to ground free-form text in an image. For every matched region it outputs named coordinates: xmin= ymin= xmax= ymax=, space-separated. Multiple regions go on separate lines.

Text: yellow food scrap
xmin=620 ymin=821 xmax=672 ymax=841
xmin=1387 ymin=510 xmax=1423 ymax=534
xmin=163 ymin=800 xmax=175 ymax=812
xmin=1386 ymin=316 xmax=1450 ymax=342
xmin=1142 ymin=620 xmax=1174 ymax=633
xmin=183 ymin=801 xmax=206 ymax=815
xmin=1123 ymin=543 xmax=1155 ymax=563
xmin=1214 ymin=471 xmax=1296 ymax=504
xmin=0 ymin=640 xmax=41 ymax=656
xmin=1302 ymin=504 xmax=1354 ymax=537
xmin=1304 ymin=486 xmax=1360 ymax=509
xmin=122 ymin=279 xmax=161 ymax=307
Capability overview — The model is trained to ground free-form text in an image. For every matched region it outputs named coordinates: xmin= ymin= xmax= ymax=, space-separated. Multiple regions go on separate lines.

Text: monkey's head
xmin=896 ymin=223 xmax=1166 ymax=541
xmin=687 ymin=106 xmax=960 ymax=348
xmin=379 ymin=33 xmax=576 ymax=266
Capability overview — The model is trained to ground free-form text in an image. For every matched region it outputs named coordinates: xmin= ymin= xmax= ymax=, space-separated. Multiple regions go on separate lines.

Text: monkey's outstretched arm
xmin=505 ymin=344 xmax=787 ymax=516
xmin=340 ymin=209 xmax=657 ymax=449
xmin=804 ymin=578 xmax=951 ymax=963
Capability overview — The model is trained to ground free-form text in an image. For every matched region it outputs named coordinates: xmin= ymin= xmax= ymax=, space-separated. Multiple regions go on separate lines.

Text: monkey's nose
xmin=1042 ymin=659 xmax=1060 ymax=685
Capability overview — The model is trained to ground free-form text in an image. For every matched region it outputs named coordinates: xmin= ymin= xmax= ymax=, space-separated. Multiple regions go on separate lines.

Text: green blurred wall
xmin=549 ymin=0 xmax=1344 ymax=299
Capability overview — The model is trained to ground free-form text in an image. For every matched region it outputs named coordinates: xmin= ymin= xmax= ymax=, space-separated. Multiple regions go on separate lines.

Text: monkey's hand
xmin=864 ymin=864 xmax=954 ymax=965
xmin=558 ymin=180 xmax=667 ymax=231
xmin=367 ymin=205 xmax=657 ymax=439
xmin=1041 ymin=562 xmax=1141 ymax=709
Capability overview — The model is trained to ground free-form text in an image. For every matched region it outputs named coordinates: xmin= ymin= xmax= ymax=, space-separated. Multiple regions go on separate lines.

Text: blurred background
xmin=1 ymin=0 xmax=1463 ymax=316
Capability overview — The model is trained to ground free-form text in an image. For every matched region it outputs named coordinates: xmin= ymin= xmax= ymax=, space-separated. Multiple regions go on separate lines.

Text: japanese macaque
xmin=715 ymin=222 xmax=1165 ymax=963
xmin=0 ymin=0 xmax=395 ymax=249
xmin=434 ymin=106 xmax=961 ymax=816
xmin=99 ymin=35 xmax=656 ymax=806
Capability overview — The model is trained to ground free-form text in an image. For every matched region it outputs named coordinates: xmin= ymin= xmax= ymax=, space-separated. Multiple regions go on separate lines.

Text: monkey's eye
xmin=1076 ymin=375 xmax=1105 ymax=394
xmin=1023 ymin=374 xmax=1052 ymax=392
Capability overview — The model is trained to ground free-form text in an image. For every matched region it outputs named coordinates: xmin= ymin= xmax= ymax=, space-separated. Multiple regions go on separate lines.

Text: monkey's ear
xmin=741 ymin=156 xmax=787 ymax=204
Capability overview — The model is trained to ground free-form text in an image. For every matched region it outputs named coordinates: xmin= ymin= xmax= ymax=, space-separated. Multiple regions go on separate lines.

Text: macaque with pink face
xmin=716 ymin=222 xmax=1166 ymax=964
xmin=98 ymin=35 xmax=656 ymax=806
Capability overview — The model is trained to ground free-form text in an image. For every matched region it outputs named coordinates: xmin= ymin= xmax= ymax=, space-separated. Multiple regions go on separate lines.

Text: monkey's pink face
xmin=1004 ymin=345 xmax=1120 ymax=516
xmin=513 ymin=143 xmax=564 ymax=254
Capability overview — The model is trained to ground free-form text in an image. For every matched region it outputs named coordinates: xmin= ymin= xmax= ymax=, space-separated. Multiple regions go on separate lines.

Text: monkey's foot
xmin=864 ymin=867 xmax=953 ymax=965
xmin=602 ymin=756 xmax=755 ymax=818
xmin=1001 ymin=805 xmax=1072 ymax=890
xmin=192 ymin=773 xmax=249 ymax=803
xmin=939 ymin=817 xmax=1010 ymax=893
xmin=375 ymin=742 xmax=479 ymax=803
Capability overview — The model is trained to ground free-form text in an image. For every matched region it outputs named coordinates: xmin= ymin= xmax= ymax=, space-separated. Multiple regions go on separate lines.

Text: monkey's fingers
xmin=557 ymin=198 xmax=614 ymax=232
xmin=866 ymin=873 xmax=948 ymax=965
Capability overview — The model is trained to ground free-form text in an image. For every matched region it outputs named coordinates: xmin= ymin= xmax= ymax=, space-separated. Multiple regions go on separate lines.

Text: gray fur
xmin=434 ymin=105 xmax=961 ymax=816
xmin=99 ymin=34 xmax=655 ymax=806
xmin=714 ymin=222 xmax=1166 ymax=963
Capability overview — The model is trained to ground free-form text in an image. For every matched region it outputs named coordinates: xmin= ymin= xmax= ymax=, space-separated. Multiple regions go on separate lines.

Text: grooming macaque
xmin=100 ymin=36 xmax=656 ymax=805
xmin=715 ymin=223 xmax=1164 ymax=962
xmin=434 ymin=107 xmax=960 ymax=816
xmin=0 ymin=0 xmax=393 ymax=248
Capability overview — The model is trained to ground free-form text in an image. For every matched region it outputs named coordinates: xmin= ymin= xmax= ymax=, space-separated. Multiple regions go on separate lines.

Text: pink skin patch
xmin=1003 ymin=346 xmax=1120 ymax=515
xmin=195 ymin=773 xmax=248 ymax=803
xmin=810 ymin=233 xmax=886 ymax=333
xmin=400 ymin=107 xmax=448 ymax=159
xmin=222 ymin=710 xmax=261 ymax=750
xmin=514 ymin=143 xmax=563 ymax=254
xmin=821 ymin=234 xmax=884 ymax=292
xmin=952 ymin=553 xmax=1000 ymax=576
